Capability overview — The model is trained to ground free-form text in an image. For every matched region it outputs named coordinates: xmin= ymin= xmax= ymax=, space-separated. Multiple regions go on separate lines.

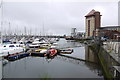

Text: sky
xmin=0 ymin=0 xmax=119 ymax=36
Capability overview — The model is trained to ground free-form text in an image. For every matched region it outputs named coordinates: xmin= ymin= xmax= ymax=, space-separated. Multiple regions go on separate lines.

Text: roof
xmin=100 ymin=26 xmax=120 ymax=29
xmin=85 ymin=9 xmax=100 ymax=17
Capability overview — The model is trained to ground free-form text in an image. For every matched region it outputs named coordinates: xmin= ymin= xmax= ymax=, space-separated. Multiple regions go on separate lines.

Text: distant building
xmin=75 ymin=32 xmax=85 ymax=39
xmin=71 ymin=28 xmax=77 ymax=38
xmin=85 ymin=9 xmax=102 ymax=38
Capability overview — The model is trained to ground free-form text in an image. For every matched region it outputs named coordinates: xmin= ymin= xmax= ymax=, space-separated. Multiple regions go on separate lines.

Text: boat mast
xmin=8 ymin=22 xmax=11 ymax=38
xmin=24 ymin=26 xmax=26 ymax=36
xmin=0 ymin=0 xmax=3 ymax=44
xmin=43 ymin=20 xmax=45 ymax=36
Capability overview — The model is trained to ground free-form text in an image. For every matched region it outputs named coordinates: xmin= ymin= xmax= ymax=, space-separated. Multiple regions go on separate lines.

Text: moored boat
xmin=45 ymin=49 xmax=58 ymax=57
xmin=0 ymin=44 xmax=25 ymax=57
xmin=7 ymin=53 xmax=30 ymax=61
xmin=60 ymin=49 xmax=73 ymax=54
xmin=35 ymin=49 xmax=47 ymax=52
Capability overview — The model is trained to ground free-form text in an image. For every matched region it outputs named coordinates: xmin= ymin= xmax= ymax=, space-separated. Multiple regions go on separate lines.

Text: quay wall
xmin=89 ymin=44 xmax=120 ymax=79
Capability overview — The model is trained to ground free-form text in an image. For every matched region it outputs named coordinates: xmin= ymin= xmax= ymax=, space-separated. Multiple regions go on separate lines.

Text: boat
xmin=60 ymin=49 xmax=73 ymax=54
xmin=50 ymin=43 xmax=58 ymax=48
xmin=28 ymin=38 xmax=50 ymax=48
xmin=45 ymin=49 xmax=58 ymax=57
xmin=7 ymin=53 xmax=30 ymax=61
xmin=30 ymin=52 xmax=46 ymax=57
xmin=35 ymin=49 xmax=47 ymax=52
xmin=41 ymin=43 xmax=51 ymax=48
xmin=29 ymin=44 xmax=40 ymax=48
xmin=40 ymin=49 xmax=47 ymax=53
xmin=0 ymin=44 xmax=25 ymax=57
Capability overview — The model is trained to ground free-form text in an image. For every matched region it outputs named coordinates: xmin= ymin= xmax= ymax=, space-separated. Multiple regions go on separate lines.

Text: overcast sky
xmin=1 ymin=0 xmax=118 ymax=35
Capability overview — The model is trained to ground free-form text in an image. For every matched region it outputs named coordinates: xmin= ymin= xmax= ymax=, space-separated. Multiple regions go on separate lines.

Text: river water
xmin=3 ymin=39 xmax=104 ymax=78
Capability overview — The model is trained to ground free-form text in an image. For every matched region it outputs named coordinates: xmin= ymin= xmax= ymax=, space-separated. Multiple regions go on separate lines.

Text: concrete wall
xmin=85 ymin=46 xmax=98 ymax=63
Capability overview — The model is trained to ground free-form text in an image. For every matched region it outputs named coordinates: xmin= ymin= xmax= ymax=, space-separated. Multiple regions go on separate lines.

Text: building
xmin=71 ymin=28 xmax=77 ymax=38
xmin=99 ymin=26 xmax=120 ymax=40
xmin=85 ymin=9 xmax=120 ymax=40
xmin=75 ymin=32 xmax=85 ymax=39
xmin=85 ymin=9 xmax=102 ymax=38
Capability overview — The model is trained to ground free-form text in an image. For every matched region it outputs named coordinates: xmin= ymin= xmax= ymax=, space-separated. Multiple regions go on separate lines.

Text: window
xmin=88 ymin=20 xmax=90 ymax=36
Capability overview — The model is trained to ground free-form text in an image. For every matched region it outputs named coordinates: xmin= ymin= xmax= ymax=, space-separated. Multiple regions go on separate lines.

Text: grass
xmin=40 ymin=73 xmax=51 ymax=80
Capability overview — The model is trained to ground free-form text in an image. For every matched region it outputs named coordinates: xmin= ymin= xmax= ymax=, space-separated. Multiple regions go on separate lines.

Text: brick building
xmin=85 ymin=9 xmax=102 ymax=38
xmin=85 ymin=9 xmax=120 ymax=40
xmin=99 ymin=26 xmax=120 ymax=40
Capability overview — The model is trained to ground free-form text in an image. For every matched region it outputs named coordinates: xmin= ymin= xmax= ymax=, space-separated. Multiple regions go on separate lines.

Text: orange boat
xmin=46 ymin=49 xmax=58 ymax=57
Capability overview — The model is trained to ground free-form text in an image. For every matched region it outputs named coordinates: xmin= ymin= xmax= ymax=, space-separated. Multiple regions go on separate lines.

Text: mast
xmin=43 ymin=21 xmax=44 ymax=36
xmin=24 ymin=26 xmax=26 ymax=36
xmin=8 ymin=22 xmax=11 ymax=37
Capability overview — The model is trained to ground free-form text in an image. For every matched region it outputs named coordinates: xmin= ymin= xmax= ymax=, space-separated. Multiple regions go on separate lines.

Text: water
xmin=3 ymin=39 xmax=104 ymax=78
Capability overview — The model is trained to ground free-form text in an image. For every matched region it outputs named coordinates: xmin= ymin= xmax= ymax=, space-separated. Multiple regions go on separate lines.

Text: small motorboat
xmin=35 ymin=49 xmax=47 ymax=52
xmin=30 ymin=49 xmax=48 ymax=57
xmin=60 ymin=49 xmax=73 ymax=54
xmin=7 ymin=53 xmax=30 ymax=61
xmin=30 ymin=52 xmax=46 ymax=57
xmin=40 ymin=49 xmax=47 ymax=53
xmin=45 ymin=49 xmax=58 ymax=57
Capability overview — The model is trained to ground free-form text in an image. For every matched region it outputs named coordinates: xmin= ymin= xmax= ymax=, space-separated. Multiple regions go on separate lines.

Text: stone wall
xmin=103 ymin=41 xmax=120 ymax=54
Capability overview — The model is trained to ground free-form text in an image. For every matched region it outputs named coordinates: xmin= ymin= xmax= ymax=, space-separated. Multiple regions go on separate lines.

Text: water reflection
xmin=85 ymin=46 xmax=99 ymax=63
xmin=85 ymin=46 xmax=103 ymax=77
xmin=3 ymin=39 xmax=104 ymax=78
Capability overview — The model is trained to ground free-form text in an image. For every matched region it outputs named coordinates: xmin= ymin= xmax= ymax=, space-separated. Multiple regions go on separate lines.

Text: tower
xmin=85 ymin=9 xmax=102 ymax=38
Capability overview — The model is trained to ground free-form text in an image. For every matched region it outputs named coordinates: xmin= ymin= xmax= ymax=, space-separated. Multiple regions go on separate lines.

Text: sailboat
xmin=0 ymin=1 xmax=25 ymax=57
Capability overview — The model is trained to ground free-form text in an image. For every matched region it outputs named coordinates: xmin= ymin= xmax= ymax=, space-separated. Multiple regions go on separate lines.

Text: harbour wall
xmin=89 ymin=44 xmax=120 ymax=79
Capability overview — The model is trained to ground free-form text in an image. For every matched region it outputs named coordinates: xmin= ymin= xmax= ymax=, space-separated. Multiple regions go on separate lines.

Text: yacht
xmin=0 ymin=44 xmax=25 ymax=57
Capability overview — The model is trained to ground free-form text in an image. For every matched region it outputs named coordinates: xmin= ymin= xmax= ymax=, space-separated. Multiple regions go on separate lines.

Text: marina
xmin=0 ymin=1 xmax=119 ymax=79
xmin=2 ymin=39 xmax=104 ymax=78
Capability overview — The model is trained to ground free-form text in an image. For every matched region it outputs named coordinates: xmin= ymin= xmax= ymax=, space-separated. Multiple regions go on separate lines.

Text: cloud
xmin=2 ymin=2 xmax=118 ymax=35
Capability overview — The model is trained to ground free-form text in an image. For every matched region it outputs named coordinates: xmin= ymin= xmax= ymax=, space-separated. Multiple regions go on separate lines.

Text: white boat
xmin=51 ymin=43 xmax=58 ymax=48
xmin=40 ymin=49 xmax=47 ymax=53
xmin=0 ymin=44 xmax=25 ymax=56
xmin=28 ymin=38 xmax=41 ymax=48
xmin=29 ymin=38 xmax=51 ymax=48
xmin=29 ymin=43 xmax=40 ymax=48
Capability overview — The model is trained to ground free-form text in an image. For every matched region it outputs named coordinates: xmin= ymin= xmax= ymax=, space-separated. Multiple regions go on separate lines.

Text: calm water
xmin=3 ymin=39 xmax=104 ymax=78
